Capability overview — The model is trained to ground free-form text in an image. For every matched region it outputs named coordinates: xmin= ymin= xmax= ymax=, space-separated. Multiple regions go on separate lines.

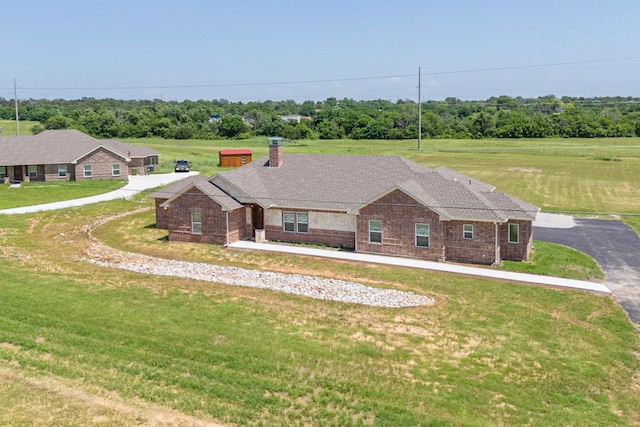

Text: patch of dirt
xmin=0 ymin=368 xmax=232 ymax=427
xmin=507 ymin=167 xmax=542 ymax=173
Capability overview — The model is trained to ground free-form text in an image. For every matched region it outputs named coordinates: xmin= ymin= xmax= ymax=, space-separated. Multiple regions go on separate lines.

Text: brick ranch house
xmin=150 ymin=140 xmax=540 ymax=264
xmin=0 ymin=129 xmax=159 ymax=183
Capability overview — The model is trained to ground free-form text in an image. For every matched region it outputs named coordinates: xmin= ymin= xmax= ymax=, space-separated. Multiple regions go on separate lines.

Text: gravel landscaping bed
xmin=80 ymin=212 xmax=435 ymax=308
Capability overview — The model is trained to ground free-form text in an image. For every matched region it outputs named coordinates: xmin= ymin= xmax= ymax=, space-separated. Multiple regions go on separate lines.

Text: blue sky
xmin=2 ymin=0 xmax=639 ymax=102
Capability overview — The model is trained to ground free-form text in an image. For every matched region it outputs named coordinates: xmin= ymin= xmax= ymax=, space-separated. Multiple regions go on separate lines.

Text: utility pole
xmin=417 ymin=67 xmax=422 ymax=150
xmin=13 ymin=79 xmax=20 ymax=136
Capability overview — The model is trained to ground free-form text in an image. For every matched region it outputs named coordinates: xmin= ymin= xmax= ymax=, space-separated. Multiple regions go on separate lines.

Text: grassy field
xmin=1 ymin=136 xmax=639 ymax=425
xmin=0 ymin=200 xmax=638 ymax=426
xmin=0 ymin=180 xmax=126 ymax=210
xmin=0 ymin=119 xmax=40 ymax=136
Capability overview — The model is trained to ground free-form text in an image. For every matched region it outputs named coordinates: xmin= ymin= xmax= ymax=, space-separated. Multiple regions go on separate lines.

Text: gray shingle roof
xmin=150 ymin=175 xmax=242 ymax=212
xmin=0 ymin=130 xmax=158 ymax=166
xmin=154 ymin=154 xmax=539 ymax=222
xmin=207 ymin=154 xmax=539 ymax=222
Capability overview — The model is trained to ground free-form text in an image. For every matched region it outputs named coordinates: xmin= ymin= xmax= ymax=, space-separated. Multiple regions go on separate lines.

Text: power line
xmin=4 ymin=57 xmax=639 ymax=92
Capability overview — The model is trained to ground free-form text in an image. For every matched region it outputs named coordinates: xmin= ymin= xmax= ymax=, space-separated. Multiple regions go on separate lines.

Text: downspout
xmin=225 ymin=211 xmax=230 ymax=246
xmin=494 ymin=222 xmax=499 ymax=265
xmin=354 ymin=214 xmax=358 ymax=252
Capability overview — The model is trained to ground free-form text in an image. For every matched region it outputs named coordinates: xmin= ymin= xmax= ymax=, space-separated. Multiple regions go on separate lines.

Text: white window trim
xmin=0 ymin=166 xmax=6 ymax=178
xmin=58 ymin=165 xmax=67 ymax=178
xmin=112 ymin=163 xmax=121 ymax=176
xmin=191 ymin=212 xmax=202 ymax=234
xmin=463 ymin=224 xmax=474 ymax=240
xmin=508 ymin=223 xmax=519 ymax=244
xmin=28 ymin=165 xmax=38 ymax=179
xmin=296 ymin=212 xmax=308 ymax=233
xmin=369 ymin=220 xmax=382 ymax=244
xmin=283 ymin=211 xmax=295 ymax=232
xmin=83 ymin=165 xmax=92 ymax=178
xmin=415 ymin=223 xmax=430 ymax=248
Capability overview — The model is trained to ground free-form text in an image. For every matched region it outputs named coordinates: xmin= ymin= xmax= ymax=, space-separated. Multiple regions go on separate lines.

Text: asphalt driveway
xmin=534 ymin=214 xmax=640 ymax=328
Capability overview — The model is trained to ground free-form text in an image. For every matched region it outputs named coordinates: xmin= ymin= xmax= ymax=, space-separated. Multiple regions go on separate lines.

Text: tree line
xmin=2 ymin=95 xmax=640 ymax=140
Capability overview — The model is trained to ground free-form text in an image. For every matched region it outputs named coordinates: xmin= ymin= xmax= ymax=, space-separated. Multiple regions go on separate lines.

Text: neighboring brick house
xmin=0 ymin=130 xmax=159 ymax=183
xmin=150 ymin=140 xmax=539 ymax=264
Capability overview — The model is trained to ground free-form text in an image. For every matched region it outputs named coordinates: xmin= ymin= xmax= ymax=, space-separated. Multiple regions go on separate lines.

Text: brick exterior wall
xmin=154 ymin=198 xmax=170 ymax=229
xmin=44 ymin=164 xmax=73 ymax=181
xmin=357 ymin=190 xmax=445 ymax=261
xmin=266 ymin=225 xmax=355 ymax=249
xmin=227 ymin=207 xmax=248 ymax=244
xmin=75 ymin=148 xmax=128 ymax=181
xmin=499 ymin=220 xmax=533 ymax=261
xmin=444 ymin=221 xmax=497 ymax=264
xmin=165 ymin=187 xmax=247 ymax=245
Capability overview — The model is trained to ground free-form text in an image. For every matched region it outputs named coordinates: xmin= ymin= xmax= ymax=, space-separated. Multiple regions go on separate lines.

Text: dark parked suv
xmin=175 ymin=159 xmax=190 ymax=172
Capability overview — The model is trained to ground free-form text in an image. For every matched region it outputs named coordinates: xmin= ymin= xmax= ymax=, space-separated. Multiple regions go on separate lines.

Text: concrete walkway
xmin=228 ymin=240 xmax=611 ymax=294
xmin=0 ymin=172 xmax=199 ymax=215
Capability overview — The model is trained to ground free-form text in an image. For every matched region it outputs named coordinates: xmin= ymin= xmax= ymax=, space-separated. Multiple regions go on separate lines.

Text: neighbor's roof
xmin=219 ymin=149 xmax=252 ymax=155
xmin=0 ymin=129 xmax=158 ymax=166
xmin=202 ymin=154 xmax=539 ymax=222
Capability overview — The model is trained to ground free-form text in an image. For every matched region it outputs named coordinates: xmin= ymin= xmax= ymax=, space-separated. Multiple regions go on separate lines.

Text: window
xmin=283 ymin=211 xmax=295 ymax=232
xmin=58 ymin=165 xmax=67 ymax=178
xmin=296 ymin=212 xmax=308 ymax=233
xmin=191 ymin=212 xmax=202 ymax=234
xmin=369 ymin=220 xmax=382 ymax=243
xmin=83 ymin=165 xmax=92 ymax=178
xmin=241 ymin=156 xmax=247 ymax=164
xmin=415 ymin=223 xmax=430 ymax=248
xmin=150 ymin=157 xmax=157 ymax=165
xmin=283 ymin=211 xmax=308 ymax=233
xmin=508 ymin=223 xmax=519 ymax=243
xmin=112 ymin=164 xmax=120 ymax=176
xmin=28 ymin=165 xmax=37 ymax=179
xmin=463 ymin=224 xmax=474 ymax=240
xmin=0 ymin=166 xmax=7 ymax=178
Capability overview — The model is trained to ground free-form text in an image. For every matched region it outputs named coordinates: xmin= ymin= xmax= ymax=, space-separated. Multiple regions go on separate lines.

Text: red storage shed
xmin=219 ymin=149 xmax=252 ymax=167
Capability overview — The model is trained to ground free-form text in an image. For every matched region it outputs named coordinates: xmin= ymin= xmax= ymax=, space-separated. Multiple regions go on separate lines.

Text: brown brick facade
xmin=265 ymin=209 xmax=355 ymax=249
xmin=159 ymin=188 xmax=533 ymax=263
xmin=155 ymin=198 xmax=170 ymax=229
xmin=166 ymin=187 xmax=247 ymax=244
xmin=75 ymin=148 xmax=128 ymax=181
xmin=357 ymin=190 xmax=445 ymax=260
xmin=444 ymin=221 xmax=498 ymax=264
xmin=499 ymin=220 xmax=533 ymax=261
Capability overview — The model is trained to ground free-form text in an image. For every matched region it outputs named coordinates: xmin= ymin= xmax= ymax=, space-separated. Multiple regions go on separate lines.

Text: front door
xmin=252 ymin=205 xmax=264 ymax=231
xmin=14 ymin=166 xmax=23 ymax=182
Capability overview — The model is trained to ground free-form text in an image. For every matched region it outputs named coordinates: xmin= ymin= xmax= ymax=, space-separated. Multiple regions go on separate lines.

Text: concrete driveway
xmin=0 ymin=172 xmax=199 ymax=215
xmin=534 ymin=213 xmax=640 ymax=328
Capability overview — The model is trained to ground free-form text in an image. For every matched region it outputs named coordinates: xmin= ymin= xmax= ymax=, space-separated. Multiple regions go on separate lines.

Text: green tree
xmin=217 ymin=115 xmax=248 ymax=138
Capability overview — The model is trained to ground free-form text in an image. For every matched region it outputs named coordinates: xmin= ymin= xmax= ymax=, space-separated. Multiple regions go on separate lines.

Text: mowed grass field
xmin=1 ymin=134 xmax=640 ymax=425
xmin=0 ymin=201 xmax=639 ymax=426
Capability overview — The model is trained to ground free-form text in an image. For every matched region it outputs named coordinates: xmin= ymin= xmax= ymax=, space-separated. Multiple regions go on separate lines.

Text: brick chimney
xmin=268 ymin=137 xmax=283 ymax=167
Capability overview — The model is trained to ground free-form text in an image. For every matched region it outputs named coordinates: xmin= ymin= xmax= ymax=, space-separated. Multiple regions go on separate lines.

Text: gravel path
xmin=81 ymin=212 xmax=434 ymax=308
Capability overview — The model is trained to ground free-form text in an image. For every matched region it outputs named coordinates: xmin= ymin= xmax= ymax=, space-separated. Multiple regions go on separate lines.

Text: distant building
xmin=0 ymin=130 xmax=158 ymax=183
xmin=219 ymin=149 xmax=252 ymax=168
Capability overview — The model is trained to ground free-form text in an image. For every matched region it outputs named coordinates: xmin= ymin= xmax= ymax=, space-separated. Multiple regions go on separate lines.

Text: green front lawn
xmin=0 ymin=180 xmax=126 ymax=210
xmin=0 ymin=201 xmax=638 ymax=426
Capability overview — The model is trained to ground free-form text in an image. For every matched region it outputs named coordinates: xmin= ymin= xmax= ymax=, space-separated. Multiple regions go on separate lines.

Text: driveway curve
xmin=0 ymin=172 xmax=199 ymax=215
xmin=534 ymin=213 xmax=640 ymax=328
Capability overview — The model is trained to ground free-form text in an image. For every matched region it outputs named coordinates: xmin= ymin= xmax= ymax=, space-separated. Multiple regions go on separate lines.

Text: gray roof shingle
xmin=150 ymin=175 xmax=242 ymax=212
xmin=0 ymin=130 xmax=158 ymax=166
xmin=155 ymin=154 xmax=539 ymax=222
xmin=208 ymin=154 xmax=539 ymax=222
